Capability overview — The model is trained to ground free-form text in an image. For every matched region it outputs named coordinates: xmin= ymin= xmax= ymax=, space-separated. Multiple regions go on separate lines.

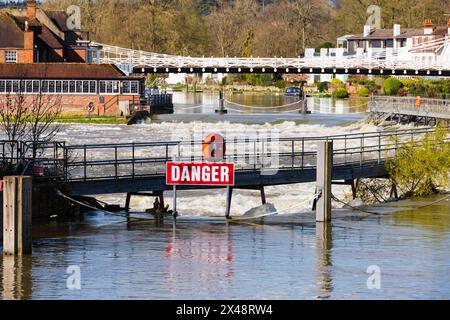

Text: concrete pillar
xmin=215 ymin=90 xmax=227 ymax=114
xmin=225 ymin=186 xmax=233 ymax=218
xmin=316 ymin=142 xmax=333 ymax=222
xmin=3 ymin=176 xmax=32 ymax=255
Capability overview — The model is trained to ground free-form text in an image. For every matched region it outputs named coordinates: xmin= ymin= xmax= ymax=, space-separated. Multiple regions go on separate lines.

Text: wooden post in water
xmin=315 ymin=142 xmax=332 ymax=222
xmin=3 ymin=176 xmax=32 ymax=255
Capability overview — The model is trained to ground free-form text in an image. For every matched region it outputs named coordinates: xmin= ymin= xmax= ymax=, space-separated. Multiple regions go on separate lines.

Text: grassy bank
xmin=55 ymin=114 xmax=126 ymax=124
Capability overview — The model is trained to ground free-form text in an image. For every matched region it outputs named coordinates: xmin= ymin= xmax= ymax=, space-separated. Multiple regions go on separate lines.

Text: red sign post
xmin=166 ymin=162 xmax=235 ymax=186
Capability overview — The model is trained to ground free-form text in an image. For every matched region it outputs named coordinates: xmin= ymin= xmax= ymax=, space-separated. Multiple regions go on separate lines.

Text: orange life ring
xmin=202 ymin=133 xmax=225 ymax=162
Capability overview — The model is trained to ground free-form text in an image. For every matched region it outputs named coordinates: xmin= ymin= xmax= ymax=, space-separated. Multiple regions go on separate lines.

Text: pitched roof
xmin=44 ymin=10 xmax=71 ymax=32
xmin=0 ymin=8 xmax=86 ymax=50
xmin=37 ymin=25 xmax=64 ymax=49
xmin=0 ymin=12 xmax=24 ymax=48
xmin=349 ymin=26 xmax=449 ymax=40
xmin=0 ymin=63 xmax=132 ymax=79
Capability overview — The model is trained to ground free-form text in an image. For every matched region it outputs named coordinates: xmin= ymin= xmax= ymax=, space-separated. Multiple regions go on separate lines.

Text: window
xmin=69 ymin=81 xmax=76 ymax=93
xmin=48 ymin=80 xmax=55 ymax=93
xmin=5 ymin=80 xmax=12 ymax=92
xmin=32 ymin=80 xmax=40 ymax=93
xmin=130 ymin=81 xmax=139 ymax=94
xmin=83 ymin=81 xmax=89 ymax=93
xmin=62 ymin=81 xmax=69 ymax=93
xmin=5 ymin=51 xmax=17 ymax=63
xmin=0 ymin=79 xmax=102 ymax=95
xmin=371 ymin=40 xmax=382 ymax=48
xmin=76 ymin=81 xmax=83 ymax=93
xmin=25 ymin=80 xmax=33 ymax=93
xmin=41 ymin=81 xmax=49 ymax=93
xmin=122 ymin=81 xmax=139 ymax=94
xmin=122 ymin=81 xmax=130 ymax=94
xmin=55 ymin=81 xmax=62 ymax=93
xmin=89 ymin=81 xmax=96 ymax=93
xmin=99 ymin=81 xmax=120 ymax=94
xmin=12 ymin=80 xmax=20 ymax=92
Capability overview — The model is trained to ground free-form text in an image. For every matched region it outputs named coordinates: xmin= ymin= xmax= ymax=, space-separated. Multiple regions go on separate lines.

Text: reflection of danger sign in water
xmin=166 ymin=162 xmax=234 ymax=186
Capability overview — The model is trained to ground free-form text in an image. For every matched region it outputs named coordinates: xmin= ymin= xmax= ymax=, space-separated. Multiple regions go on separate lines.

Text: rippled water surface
xmin=1 ymin=198 xmax=449 ymax=300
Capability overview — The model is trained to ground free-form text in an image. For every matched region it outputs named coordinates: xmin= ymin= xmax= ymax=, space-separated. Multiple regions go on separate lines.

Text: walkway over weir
xmin=91 ymin=40 xmax=450 ymax=76
xmin=2 ymin=128 xmax=443 ymax=196
xmin=369 ymin=96 xmax=450 ymax=125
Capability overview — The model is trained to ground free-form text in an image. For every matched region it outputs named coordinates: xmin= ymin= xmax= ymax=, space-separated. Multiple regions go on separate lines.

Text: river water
xmin=0 ymin=92 xmax=449 ymax=300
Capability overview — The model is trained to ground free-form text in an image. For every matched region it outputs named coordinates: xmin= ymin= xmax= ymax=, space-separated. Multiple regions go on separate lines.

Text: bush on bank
xmin=358 ymin=87 xmax=369 ymax=97
xmin=386 ymin=127 xmax=450 ymax=197
xmin=334 ymin=87 xmax=349 ymax=99
xmin=383 ymin=77 xmax=402 ymax=96
xmin=351 ymin=128 xmax=450 ymax=203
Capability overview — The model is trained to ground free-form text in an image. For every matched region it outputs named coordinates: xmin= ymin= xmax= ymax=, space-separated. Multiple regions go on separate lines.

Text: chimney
xmin=23 ymin=20 xmax=35 ymax=63
xmin=364 ymin=25 xmax=371 ymax=37
xmin=448 ymin=18 xmax=450 ymax=36
xmin=423 ymin=18 xmax=434 ymax=35
xmin=393 ymin=24 xmax=401 ymax=37
xmin=26 ymin=0 xmax=36 ymax=20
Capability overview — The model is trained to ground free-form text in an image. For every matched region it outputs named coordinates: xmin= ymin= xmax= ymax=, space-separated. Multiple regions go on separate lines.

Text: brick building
xmin=0 ymin=1 xmax=144 ymax=115
xmin=0 ymin=0 xmax=94 ymax=63
xmin=0 ymin=63 xmax=144 ymax=115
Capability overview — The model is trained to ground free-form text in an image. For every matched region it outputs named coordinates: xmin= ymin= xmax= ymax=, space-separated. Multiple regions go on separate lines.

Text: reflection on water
xmin=1 ymin=199 xmax=449 ymax=299
xmin=315 ymin=222 xmax=333 ymax=299
xmin=172 ymin=92 xmax=369 ymax=115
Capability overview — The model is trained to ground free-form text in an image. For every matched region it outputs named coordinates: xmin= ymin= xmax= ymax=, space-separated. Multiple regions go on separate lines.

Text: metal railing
xmin=91 ymin=41 xmax=450 ymax=72
xmin=370 ymin=96 xmax=450 ymax=120
xmin=2 ymin=128 xmax=444 ymax=182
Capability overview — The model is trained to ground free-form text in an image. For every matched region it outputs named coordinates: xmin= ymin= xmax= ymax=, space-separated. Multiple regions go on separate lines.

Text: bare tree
xmin=27 ymin=89 xmax=62 ymax=144
xmin=0 ymin=90 xmax=29 ymax=142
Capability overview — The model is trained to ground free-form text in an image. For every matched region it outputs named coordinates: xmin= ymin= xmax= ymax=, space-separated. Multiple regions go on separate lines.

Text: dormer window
xmin=5 ymin=51 xmax=18 ymax=63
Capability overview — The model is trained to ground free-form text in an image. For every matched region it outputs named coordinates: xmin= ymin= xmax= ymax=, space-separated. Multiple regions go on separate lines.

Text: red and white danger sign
xmin=166 ymin=162 xmax=235 ymax=186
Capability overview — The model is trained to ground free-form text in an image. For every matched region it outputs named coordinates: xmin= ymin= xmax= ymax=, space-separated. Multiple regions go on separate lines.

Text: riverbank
xmin=55 ymin=115 xmax=126 ymax=124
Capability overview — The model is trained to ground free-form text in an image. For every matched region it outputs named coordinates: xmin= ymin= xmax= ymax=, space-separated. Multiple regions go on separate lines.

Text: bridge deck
xmin=369 ymin=97 xmax=450 ymax=125
xmin=1 ymin=128 xmax=438 ymax=196
xmin=63 ymin=162 xmax=387 ymax=196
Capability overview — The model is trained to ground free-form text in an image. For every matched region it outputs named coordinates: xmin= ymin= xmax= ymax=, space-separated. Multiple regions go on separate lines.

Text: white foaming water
xmin=50 ymin=120 xmax=397 ymax=216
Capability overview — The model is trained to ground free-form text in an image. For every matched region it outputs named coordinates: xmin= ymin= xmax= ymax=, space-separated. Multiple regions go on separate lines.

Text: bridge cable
xmin=225 ymin=99 xmax=303 ymax=110
xmin=416 ymin=194 xmax=450 ymax=209
xmin=330 ymin=194 xmax=384 ymax=215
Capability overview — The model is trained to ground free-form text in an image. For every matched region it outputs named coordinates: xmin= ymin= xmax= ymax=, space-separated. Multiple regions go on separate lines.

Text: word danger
xmin=166 ymin=162 xmax=234 ymax=186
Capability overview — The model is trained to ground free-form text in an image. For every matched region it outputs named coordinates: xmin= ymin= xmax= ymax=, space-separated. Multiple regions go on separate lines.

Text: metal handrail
xmin=1 ymin=128 xmax=447 ymax=182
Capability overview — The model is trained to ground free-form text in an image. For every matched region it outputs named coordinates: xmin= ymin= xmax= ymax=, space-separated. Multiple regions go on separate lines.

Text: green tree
xmin=383 ymin=77 xmax=402 ymax=96
xmin=386 ymin=128 xmax=450 ymax=197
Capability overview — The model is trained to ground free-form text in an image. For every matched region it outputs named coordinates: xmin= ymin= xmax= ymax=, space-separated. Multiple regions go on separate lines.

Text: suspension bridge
xmin=89 ymin=38 xmax=450 ymax=76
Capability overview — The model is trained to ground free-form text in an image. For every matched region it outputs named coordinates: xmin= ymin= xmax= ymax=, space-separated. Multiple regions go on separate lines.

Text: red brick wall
xmin=0 ymin=93 xmax=140 ymax=115
xmin=23 ymin=31 xmax=35 ymax=63
xmin=0 ymin=49 xmax=34 ymax=63
xmin=59 ymin=94 xmax=140 ymax=115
